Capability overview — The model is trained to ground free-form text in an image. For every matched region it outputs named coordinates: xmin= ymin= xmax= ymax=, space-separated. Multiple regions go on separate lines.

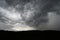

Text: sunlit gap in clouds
xmin=0 ymin=6 xmax=36 ymax=31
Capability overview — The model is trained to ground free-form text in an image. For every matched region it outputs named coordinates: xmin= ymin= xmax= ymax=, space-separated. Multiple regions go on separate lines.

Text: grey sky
xmin=0 ymin=0 xmax=60 ymax=31
xmin=0 ymin=0 xmax=13 ymax=30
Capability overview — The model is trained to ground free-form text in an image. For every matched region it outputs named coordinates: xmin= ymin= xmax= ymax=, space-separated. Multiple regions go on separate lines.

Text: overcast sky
xmin=0 ymin=0 xmax=13 ymax=30
xmin=0 ymin=0 xmax=60 ymax=31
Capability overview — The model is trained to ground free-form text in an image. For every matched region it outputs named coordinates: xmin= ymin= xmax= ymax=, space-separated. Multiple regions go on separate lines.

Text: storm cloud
xmin=0 ymin=0 xmax=60 ymax=31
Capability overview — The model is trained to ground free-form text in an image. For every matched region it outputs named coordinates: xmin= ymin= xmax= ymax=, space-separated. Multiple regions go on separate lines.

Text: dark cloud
xmin=0 ymin=0 xmax=60 ymax=31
